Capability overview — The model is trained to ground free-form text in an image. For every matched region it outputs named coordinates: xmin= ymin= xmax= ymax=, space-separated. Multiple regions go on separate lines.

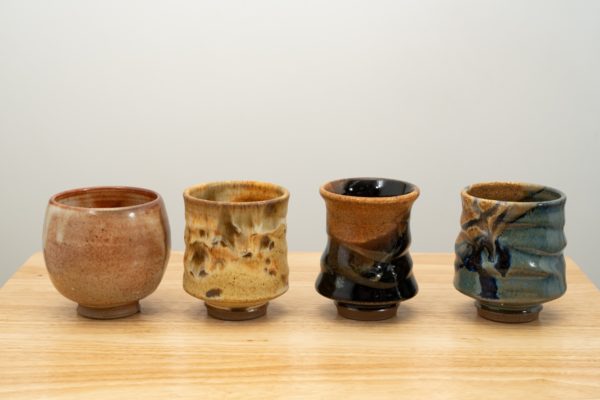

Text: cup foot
xmin=476 ymin=302 xmax=542 ymax=323
xmin=335 ymin=302 xmax=399 ymax=321
xmin=77 ymin=301 xmax=140 ymax=320
xmin=205 ymin=303 xmax=268 ymax=321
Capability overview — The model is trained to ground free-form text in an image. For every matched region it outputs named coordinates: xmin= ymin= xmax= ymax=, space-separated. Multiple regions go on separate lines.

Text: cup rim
xmin=49 ymin=186 xmax=162 ymax=212
xmin=319 ymin=177 xmax=420 ymax=204
xmin=461 ymin=181 xmax=566 ymax=206
xmin=183 ymin=180 xmax=290 ymax=207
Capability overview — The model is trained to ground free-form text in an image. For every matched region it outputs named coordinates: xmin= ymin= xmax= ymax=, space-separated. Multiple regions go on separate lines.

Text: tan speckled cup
xmin=43 ymin=187 xmax=171 ymax=319
xmin=183 ymin=181 xmax=289 ymax=320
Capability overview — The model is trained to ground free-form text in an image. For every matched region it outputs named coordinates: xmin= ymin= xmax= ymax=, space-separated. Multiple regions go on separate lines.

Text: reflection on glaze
xmin=316 ymin=178 xmax=419 ymax=306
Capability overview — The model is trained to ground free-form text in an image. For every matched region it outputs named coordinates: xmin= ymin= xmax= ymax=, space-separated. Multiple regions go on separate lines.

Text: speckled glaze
xmin=183 ymin=181 xmax=289 ymax=321
xmin=454 ymin=182 xmax=567 ymax=323
xmin=43 ymin=187 xmax=171 ymax=319
xmin=316 ymin=178 xmax=420 ymax=321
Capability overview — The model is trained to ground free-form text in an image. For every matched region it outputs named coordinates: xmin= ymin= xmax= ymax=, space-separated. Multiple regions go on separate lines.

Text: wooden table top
xmin=1 ymin=252 xmax=599 ymax=399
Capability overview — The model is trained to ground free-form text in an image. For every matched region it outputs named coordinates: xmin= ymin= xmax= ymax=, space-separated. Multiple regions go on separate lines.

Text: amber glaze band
xmin=184 ymin=181 xmax=289 ymax=208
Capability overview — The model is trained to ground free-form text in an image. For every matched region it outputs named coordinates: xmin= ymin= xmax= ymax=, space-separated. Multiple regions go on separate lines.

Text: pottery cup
xmin=183 ymin=181 xmax=289 ymax=321
xmin=454 ymin=182 xmax=567 ymax=323
xmin=316 ymin=178 xmax=420 ymax=321
xmin=43 ymin=187 xmax=171 ymax=319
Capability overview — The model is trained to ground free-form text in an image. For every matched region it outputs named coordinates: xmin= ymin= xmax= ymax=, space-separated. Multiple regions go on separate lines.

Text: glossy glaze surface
xmin=183 ymin=181 xmax=289 ymax=318
xmin=454 ymin=182 xmax=567 ymax=322
xmin=316 ymin=178 xmax=419 ymax=319
xmin=43 ymin=187 xmax=171 ymax=318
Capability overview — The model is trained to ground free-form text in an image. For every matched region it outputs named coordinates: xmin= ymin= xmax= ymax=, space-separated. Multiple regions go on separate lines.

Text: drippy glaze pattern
xmin=183 ymin=181 xmax=289 ymax=319
xmin=454 ymin=182 xmax=567 ymax=321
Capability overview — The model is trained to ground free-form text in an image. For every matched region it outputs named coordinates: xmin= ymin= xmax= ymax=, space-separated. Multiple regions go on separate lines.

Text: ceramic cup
xmin=454 ymin=182 xmax=567 ymax=323
xmin=183 ymin=181 xmax=289 ymax=321
xmin=43 ymin=187 xmax=171 ymax=319
xmin=316 ymin=178 xmax=420 ymax=321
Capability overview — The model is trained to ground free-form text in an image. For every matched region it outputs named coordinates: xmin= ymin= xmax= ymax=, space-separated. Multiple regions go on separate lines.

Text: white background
xmin=1 ymin=1 xmax=599 ymax=287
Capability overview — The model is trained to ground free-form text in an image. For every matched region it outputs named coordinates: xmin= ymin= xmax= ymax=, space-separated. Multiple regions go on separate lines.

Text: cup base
xmin=335 ymin=302 xmax=399 ymax=321
xmin=476 ymin=302 xmax=542 ymax=323
xmin=77 ymin=301 xmax=140 ymax=320
xmin=205 ymin=303 xmax=268 ymax=321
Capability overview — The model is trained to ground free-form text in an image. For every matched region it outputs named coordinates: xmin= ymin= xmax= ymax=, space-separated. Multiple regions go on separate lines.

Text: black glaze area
xmin=455 ymin=207 xmax=516 ymax=300
xmin=316 ymin=239 xmax=418 ymax=303
xmin=454 ymin=206 xmax=518 ymax=300
xmin=454 ymin=200 xmax=552 ymax=300
xmin=330 ymin=179 xmax=414 ymax=198
xmin=454 ymin=239 xmax=512 ymax=300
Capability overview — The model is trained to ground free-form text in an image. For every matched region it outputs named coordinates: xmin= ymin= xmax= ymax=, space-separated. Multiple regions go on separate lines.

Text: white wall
xmin=1 ymin=1 xmax=599 ymax=288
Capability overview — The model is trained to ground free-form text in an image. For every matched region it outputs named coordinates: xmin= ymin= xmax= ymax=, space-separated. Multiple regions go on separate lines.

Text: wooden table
xmin=1 ymin=252 xmax=599 ymax=399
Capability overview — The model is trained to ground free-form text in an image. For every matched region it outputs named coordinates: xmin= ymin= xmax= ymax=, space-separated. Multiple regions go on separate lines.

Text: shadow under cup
xmin=183 ymin=181 xmax=290 ymax=321
xmin=316 ymin=178 xmax=420 ymax=321
xmin=454 ymin=182 xmax=567 ymax=323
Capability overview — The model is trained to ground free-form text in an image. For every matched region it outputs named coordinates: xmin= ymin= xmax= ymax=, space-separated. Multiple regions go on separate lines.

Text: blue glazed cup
xmin=454 ymin=182 xmax=567 ymax=323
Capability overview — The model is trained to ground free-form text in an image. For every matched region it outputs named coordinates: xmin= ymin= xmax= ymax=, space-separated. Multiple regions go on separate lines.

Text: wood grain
xmin=1 ymin=252 xmax=599 ymax=399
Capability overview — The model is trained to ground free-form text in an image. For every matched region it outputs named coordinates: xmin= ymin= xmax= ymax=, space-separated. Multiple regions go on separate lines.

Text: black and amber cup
xmin=316 ymin=178 xmax=420 ymax=321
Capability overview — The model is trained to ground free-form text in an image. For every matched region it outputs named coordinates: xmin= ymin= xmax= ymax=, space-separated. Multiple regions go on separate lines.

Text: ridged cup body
xmin=454 ymin=182 xmax=567 ymax=310
xmin=316 ymin=178 xmax=419 ymax=306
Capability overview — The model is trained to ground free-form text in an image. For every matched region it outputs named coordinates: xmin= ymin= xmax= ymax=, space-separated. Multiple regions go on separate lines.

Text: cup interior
xmin=53 ymin=187 xmax=158 ymax=209
xmin=466 ymin=182 xmax=563 ymax=203
xmin=187 ymin=182 xmax=287 ymax=203
xmin=325 ymin=178 xmax=416 ymax=198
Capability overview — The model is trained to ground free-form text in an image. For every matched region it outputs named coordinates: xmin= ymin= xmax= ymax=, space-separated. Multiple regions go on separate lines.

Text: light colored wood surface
xmin=1 ymin=252 xmax=599 ymax=399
